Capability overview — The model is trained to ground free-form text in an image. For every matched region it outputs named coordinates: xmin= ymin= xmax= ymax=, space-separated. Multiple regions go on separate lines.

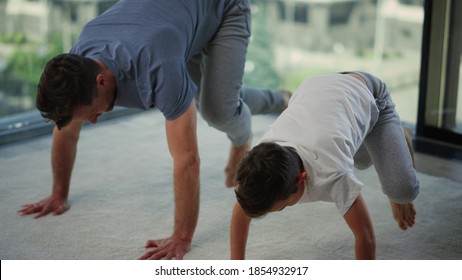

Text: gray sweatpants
xmin=348 ymin=71 xmax=420 ymax=204
xmin=186 ymin=0 xmax=285 ymax=147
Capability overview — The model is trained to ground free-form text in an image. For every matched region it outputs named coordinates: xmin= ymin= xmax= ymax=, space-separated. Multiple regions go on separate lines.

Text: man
xmin=18 ymin=0 xmax=289 ymax=260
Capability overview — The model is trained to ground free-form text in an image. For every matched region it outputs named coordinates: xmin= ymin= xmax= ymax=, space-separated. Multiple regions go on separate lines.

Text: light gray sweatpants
xmin=348 ymin=71 xmax=420 ymax=204
xmin=186 ymin=0 xmax=285 ymax=147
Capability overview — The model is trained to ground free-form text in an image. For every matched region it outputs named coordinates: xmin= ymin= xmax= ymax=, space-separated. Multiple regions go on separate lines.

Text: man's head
xmin=235 ymin=142 xmax=306 ymax=218
xmin=36 ymin=53 xmax=113 ymax=129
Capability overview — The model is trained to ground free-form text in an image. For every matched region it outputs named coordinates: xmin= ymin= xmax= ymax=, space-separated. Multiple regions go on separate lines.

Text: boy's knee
xmin=382 ymin=181 xmax=420 ymax=204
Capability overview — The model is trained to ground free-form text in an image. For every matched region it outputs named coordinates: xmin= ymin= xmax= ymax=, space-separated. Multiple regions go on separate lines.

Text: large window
xmin=416 ymin=0 xmax=462 ymax=158
xmin=0 ymin=0 xmax=117 ymax=144
xmin=0 ymin=0 xmax=426 ymax=146
xmin=245 ymin=0 xmax=423 ymax=125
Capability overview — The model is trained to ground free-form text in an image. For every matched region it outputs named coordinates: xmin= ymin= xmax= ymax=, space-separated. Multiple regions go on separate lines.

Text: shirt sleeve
xmin=330 ymin=172 xmax=364 ymax=216
xmin=154 ymin=60 xmax=196 ymax=120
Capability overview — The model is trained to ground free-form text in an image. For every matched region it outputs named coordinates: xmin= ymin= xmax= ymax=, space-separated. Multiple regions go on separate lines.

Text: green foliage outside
xmin=280 ymin=67 xmax=336 ymax=92
xmin=243 ymin=0 xmax=281 ymax=90
xmin=243 ymin=1 xmax=336 ymax=93
xmin=0 ymin=33 xmax=63 ymax=116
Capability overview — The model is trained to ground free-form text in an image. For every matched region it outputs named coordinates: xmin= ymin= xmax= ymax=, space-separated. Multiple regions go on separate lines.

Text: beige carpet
xmin=1 ymin=110 xmax=461 ymax=259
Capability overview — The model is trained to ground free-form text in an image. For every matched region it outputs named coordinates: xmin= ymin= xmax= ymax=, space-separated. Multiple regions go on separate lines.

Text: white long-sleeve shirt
xmin=260 ymin=73 xmax=379 ymax=215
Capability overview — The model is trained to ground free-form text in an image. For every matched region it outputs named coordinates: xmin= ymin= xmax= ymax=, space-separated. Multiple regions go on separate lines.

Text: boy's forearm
xmin=230 ymin=203 xmax=251 ymax=259
xmin=354 ymin=237 xmax=376 ymax=260
xmin=230 ymin=227 xmax=247 ymax=260
xmin=343 ymin=194 xmax=376 ymax=260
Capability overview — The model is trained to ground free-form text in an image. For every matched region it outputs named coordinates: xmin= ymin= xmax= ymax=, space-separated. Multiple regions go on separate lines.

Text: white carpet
xmin=1 ymin=110 xmax=461 ymax=259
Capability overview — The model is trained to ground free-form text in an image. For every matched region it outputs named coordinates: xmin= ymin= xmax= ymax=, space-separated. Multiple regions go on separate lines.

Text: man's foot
xmin=390 ymin=200 xmax=416 ymax=230
xmin=225 ymin=137 xmax=252 ymax=188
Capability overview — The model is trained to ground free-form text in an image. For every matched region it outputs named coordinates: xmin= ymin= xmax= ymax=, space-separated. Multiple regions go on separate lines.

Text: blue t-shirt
xmin=70 ymin=0 xmax=239 ymax=120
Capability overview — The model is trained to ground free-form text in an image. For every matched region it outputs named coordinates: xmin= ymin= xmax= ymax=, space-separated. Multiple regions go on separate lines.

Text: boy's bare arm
xmin=230 ymin=202 xmax=252 ymax=259
xmin=343 ymin=193 xmax=376 ymax=259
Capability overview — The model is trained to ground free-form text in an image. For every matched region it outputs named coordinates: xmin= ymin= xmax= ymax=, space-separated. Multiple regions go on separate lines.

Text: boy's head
xmin=235 ymin=142 xmax=304 ymax=218
xmin=36 ymin=54 xmax=103 ymax=129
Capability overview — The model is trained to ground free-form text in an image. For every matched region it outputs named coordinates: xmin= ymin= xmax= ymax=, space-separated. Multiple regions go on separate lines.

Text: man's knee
xmin=201 ymin=106 xmax=230 ymax=128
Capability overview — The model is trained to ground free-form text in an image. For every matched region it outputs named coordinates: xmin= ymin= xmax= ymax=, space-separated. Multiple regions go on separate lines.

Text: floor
xmin=1 ymin=110 xmax=461 ymax=260
xmin=414 ymin=152 xmax=462 ymax=184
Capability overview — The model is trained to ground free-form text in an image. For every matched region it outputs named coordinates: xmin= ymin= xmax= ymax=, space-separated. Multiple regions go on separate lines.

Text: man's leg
xmin=194 ymin=0 xmax=286 ymax=187
xmin=240 ymin=87 xmax=290 ymax=115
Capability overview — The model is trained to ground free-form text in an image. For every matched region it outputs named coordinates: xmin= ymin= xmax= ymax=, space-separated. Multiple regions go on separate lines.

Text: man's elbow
xmin=178 ymin=152 xmax=200 ymax=176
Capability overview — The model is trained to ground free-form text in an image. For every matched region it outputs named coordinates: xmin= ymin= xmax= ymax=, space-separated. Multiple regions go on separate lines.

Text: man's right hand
xmin=19 ymin=122 xmax=82 ymax=219
xmin=18 ymin=195 xmax=69 ymax=219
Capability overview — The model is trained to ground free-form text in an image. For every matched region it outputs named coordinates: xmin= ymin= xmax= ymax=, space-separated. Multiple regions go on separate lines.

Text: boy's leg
xmin=353 ymin=144 xmax=373 ymax=170
xmin=364 ymin=112 xmax=419 ymax=230
xmin=240 ymin=87 xmax=290 ymax=115
xmin=402 ymin=126 xmax=416 ymax=167
xmin=357 ymin=72 xmax=419 ymax=230
xmin=354 ymin=126 xmax=415 ymax=170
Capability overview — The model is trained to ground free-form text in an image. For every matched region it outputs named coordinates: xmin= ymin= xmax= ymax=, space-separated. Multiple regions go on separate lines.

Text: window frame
xmin=416 ymin=0 xmax=462 ymax=159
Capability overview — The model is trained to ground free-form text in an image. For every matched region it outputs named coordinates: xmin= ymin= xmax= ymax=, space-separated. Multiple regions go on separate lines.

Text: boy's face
xmin=269 ymin=193 xmax=300 ymax=212
xmin=268 ymin=172 xmax=307 ymax=213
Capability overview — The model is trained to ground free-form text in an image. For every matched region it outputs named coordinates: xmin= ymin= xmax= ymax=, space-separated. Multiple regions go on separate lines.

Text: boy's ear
xmin=297 ymin=171 xmax=307 ymax=183
xmin=297 ymin=171 xmax=308 ymax=183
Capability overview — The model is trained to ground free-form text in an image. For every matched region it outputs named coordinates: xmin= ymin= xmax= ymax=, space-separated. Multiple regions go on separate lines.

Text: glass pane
xmin=424 ymin=0 xmax=462 ymax=136
xmin=451 ymin=5 xmax=462 ymax=134
xmin=245 ymin=0 xmax=424 ymax=124
xmin=457 ymin=61 xmax=462 ymax=133
xmin=0 ymin=0 xmax=425 ymax=142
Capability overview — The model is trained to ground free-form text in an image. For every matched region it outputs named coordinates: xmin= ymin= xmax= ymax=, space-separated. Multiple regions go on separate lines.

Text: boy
xmin=230 ymin=72 xmax=420 ymax=259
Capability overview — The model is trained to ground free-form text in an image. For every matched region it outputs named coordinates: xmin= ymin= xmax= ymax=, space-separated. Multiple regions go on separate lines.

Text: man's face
xmin=73 ymin=87 xmax=114 ymax=124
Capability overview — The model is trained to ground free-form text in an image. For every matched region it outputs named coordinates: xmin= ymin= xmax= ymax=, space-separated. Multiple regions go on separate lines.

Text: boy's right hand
xmin=18 ymin=195 xmax=69 ymax=219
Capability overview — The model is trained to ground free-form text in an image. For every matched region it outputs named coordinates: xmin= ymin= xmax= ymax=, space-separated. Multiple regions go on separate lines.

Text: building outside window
xmin=1 ymin=0 xmax=449 ymax=147
xmin=245 ymin=0 xmax=424 ymax=126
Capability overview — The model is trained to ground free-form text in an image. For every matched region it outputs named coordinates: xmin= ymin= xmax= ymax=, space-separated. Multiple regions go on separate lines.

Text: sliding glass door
xmin=417 ymin=0 xmax=462 ymax=158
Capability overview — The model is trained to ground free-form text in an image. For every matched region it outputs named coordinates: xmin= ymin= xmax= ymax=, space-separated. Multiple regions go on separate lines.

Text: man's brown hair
xmin=36 ymin=53 xmax=102 ymax=129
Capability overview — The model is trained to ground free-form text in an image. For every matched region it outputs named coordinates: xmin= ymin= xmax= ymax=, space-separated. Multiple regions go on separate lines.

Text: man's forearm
xmin=172 ymin=155 xmax=200 ymax=243
xmin=50 ymin=124 xmax=81 ymax=198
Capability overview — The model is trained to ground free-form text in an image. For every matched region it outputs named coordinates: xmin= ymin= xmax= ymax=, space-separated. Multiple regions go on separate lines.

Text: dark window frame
xmin=416 ymin=0 xmax=462 ymax=160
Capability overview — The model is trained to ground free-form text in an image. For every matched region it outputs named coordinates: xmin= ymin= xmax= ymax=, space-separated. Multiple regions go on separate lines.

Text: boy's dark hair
xmin=36 ymin=53 xmax=102 ymax=129
xmin=235 ymin=142 xmax=302 ymax=218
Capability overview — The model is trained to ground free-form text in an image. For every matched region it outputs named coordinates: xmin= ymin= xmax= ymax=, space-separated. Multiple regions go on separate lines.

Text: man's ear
xmin=96 ymin=73 xmax=105 ymax=87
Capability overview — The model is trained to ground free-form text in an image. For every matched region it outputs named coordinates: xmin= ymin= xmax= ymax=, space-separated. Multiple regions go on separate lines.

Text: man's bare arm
xmin=140 ymin=100 xmax=200 ymax=260
xmin=18 ymin=121 xmax=83 ymax=218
